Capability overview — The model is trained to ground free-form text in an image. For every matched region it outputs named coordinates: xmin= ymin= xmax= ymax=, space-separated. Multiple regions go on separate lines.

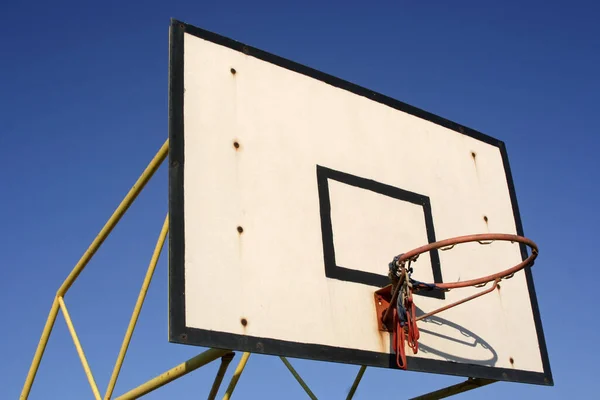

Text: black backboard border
xmin=168 ymin=18 xmax=552 ymax=386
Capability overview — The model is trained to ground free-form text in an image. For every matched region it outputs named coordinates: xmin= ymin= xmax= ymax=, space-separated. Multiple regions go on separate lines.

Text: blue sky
xmin=2 ymin=0 xmax=598 ymax=398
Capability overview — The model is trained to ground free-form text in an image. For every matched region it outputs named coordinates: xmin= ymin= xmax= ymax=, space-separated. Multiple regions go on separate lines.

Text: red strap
xmin=392 ymin=287 xmax=420 ymax=370
xmin=392 ymin=308 xmax=408 ymax=369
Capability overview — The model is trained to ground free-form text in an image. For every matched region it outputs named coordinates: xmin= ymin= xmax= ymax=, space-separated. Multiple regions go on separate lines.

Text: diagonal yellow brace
xmin=280 ymin=357 xmax=318 ymax=400
xmin=20 ymin=298 xmax=60 ymax=399
xmin=21 ymin=139 xmax=168 ymax=399
xmin=58 ymin=297 xmax=102 ymax=400
xmin=222 ymin=352 xmax=251 ymax=400
xmin=104 ymin=214 xmax=170 ymax=399
xmin=115 ymin=348 xmax=231 ymax=400
xmin=208 ymin=352 xmax=236 ymax=400
xmin=409 ymin=377 xmax=496 ymax=400
xmin=57 ymin=139 xmax=169 ymax=298
xmin=346 ymin=366 xmax=367 ymax=400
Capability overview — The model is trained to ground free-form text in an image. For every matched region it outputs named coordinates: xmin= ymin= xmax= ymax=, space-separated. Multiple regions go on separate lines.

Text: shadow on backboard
xmin=411 ymin=305 xmax=498 ymax=367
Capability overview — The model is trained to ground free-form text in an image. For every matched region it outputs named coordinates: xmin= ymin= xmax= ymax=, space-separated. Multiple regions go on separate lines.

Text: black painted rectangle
xmin=316 ymin=165 xmax=444 ymax=300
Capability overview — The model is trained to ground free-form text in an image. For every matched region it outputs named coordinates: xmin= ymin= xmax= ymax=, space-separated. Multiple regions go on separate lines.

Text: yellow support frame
xmin=20 ymin=139 xmax=183 ymax=399
xmin=18 ymin=138 xmax=356 ymax=400
xmin=280 ymin=357 xmax=318 ymax=400
xmin=208 ymin=353 xmax=236 ymax=400
xmin=20 ymin=138 xmax=476 ymax=399
xmin=222 ymin=352 xmax=251 ymax=400
xmin=58 ymin=296 xmax=102 ymax=400
xmin=104 ymin=213 xmax=170 ymax=399
xmin=18 ymin=139 xmax=263 ymax=400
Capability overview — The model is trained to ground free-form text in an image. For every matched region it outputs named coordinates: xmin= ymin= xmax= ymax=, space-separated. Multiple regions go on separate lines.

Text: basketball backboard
xmin=168 ymin=20 xmax=552 ymax=386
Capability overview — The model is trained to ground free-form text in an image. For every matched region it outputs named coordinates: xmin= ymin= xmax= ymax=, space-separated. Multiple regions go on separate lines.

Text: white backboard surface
xmin=168 ymin=20 xmax=552 ymax=385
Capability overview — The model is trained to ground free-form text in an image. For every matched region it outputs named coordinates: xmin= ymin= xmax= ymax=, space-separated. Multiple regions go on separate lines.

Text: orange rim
xmin=397 ymin=233 xmax=538 ymax=290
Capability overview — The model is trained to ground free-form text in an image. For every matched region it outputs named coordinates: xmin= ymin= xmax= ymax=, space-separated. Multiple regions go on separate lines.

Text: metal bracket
xmin=374 ymin=284 xmax=394 ymax=332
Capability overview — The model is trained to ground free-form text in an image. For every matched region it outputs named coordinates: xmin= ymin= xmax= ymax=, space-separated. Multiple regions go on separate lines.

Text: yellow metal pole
xmin=409 ymin=378 xmax=496 ymax=400
xmin=58 ymin=297 xmax=102 ymax=400
xmin=20 ymin=139 xmax=168 ymax=399
xmin=114 ymin=348 xmax=230 ymax=400
xmin=346 ymin=366 xmax=367 ymax=400
xmin=280 ymin=357 xmax=318 ymax=400
xmin=222 ymin=352 xmax=251 ymax=400
xmin=20 ymin=297 xmax=60 ymax=399
xmin=207 ymin=352 xmax=236 ymax=400
xmin=104 ymin=214 xmax=169 ymax=400
xmin=57 ymin=139 xmax=168 ymax=297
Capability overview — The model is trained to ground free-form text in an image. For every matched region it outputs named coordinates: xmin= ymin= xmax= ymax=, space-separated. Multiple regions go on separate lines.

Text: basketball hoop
xmin=373 ymin=233 xmax=539 ymax=370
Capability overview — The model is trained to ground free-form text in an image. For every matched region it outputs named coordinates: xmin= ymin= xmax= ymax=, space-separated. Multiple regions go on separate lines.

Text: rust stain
xmin=237 ymin=224 xmax=244 ymax=260
xmin=377 ymin=330 xmax=389 ymax=353
xmin=471 ymin=151 xmax=480 ymax=180
xmin=372 ymin=291 xmax=392 ymax=353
